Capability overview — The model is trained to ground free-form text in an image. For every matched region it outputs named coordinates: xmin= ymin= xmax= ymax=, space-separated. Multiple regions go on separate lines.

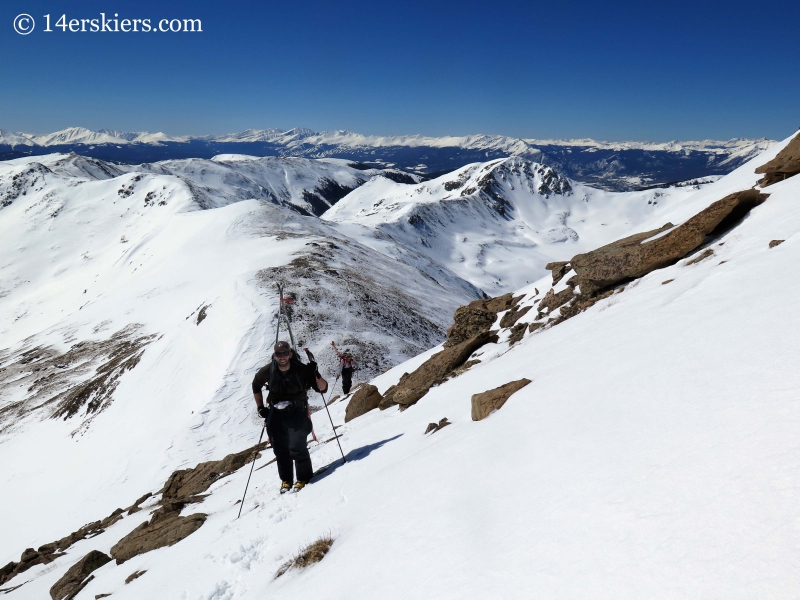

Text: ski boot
xmin=280 ymin=481 xmax=292 ymax=494
xmin=293 ymin=481 xmax=308 ymax=493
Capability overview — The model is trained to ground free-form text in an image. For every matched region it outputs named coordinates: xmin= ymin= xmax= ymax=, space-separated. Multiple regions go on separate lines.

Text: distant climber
xmin=252 ymin=341 xmax=328 ymax=493
xmin=331 ymin=341 xmax=356 ymax=395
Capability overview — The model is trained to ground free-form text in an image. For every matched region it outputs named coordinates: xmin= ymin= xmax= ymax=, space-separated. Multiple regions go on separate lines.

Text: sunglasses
xmin=275 ymin=351 xmax=291 ymax=357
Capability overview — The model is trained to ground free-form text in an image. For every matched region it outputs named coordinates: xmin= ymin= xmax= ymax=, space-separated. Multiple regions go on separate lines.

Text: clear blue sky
xmin=2 ymin=0 xmax=798 ymax=141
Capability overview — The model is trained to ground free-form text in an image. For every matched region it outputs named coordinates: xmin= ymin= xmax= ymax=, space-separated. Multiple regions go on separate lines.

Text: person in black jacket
xmin=252 ymin=341 xmax=328 ymax=493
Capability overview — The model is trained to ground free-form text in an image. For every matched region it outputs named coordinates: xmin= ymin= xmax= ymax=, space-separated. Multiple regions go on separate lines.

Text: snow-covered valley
xmin=1 ymin=131 xmax=799 ymax=599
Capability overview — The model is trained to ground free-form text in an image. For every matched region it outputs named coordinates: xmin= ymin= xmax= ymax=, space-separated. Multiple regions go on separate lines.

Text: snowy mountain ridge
xmin=1 ymin=126 xmax=775 ymax=192
xmin=1 ymin=132 xmax=800 ymax=598
xmin=1 ymin=126 xmax=772 ymax=154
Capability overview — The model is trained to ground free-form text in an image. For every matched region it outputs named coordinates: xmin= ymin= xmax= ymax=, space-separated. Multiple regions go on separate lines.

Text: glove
xmin=258 ymin=406 xmax=270 ymax=419
xmin=309 ymin=360 xmax=321 ymax=378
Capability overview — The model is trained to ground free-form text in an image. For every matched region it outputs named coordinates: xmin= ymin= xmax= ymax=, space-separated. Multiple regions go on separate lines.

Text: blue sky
xmin=2 ymin=0 xmax=798 ymax=141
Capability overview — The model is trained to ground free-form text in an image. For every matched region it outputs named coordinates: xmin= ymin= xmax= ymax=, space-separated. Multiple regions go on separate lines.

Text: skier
xmin=252 ymin=341 xmax=328 ymax=493
xmin=331 ymin=341 xmax=356 ymax=395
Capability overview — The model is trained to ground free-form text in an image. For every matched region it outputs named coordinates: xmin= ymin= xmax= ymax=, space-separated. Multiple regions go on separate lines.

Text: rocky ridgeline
xmin=0 ymin=441 xmax=268 ymax=597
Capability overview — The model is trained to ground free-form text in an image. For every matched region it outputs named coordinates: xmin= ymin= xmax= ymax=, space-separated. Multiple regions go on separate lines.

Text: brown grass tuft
xmin=275 ymin=534 xmax=334 ymax=578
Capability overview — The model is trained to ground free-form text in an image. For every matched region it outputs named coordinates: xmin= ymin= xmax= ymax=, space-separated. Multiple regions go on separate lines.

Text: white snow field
xmin=1 ymin=133 xmax=799 ymax=598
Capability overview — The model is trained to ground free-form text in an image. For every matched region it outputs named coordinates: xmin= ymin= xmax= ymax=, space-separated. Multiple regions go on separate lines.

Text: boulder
xmin=49 ymin=550 xmax=111 ymax=600
xmin=110 ymin=512 xmax=206 ymax=564
xmin=571 ymin=189 xmax=768 ymax=294
xmin=445 ymin=294 xmax=511 ymax=347
xmin=381 ymin=331 xmax=497 ymax=409
xmin=344 ymin=384 xmax=383 ymax=423
xmin=471 ymin=379 xmax=531 ymax=421
xmin=755 ymin=132 xmax=800 ymax=187
xmin=769 ymin=239 xmax=785 ymax=248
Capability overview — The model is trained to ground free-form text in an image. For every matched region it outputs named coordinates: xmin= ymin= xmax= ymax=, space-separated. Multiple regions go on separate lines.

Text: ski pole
xmin=317 ymin=384 xmax=345 ymax=463
xmin=237 ymin=421 xmax=266 ymax=519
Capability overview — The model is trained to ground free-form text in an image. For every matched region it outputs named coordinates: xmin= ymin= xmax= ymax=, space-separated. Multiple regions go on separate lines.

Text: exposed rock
xmin=445 ymin=359 xmax=481 ymax=381
xmin=528 ymin=323 xmax=543 ymax=333
xmin=326 ymin=394 xmax=341 ymax=405
xmin=49 ymin=550 xmax=111 ymax=600
xmin=110 ymin=512 xmax=206 ymax=564
xmin=572 ymin=189 xmax=768 ymax=294
xmin=444 ymin=293 xmax=512 ymax=347
xmin=508 ymin=323 xmax=528 ymax=345
xmin=344 ymin=384 xmax=383 ymax=423
xmin=499 ymin=304 xmax=532 ymax=328
xmin=160 ymin=441 xmax=268 ymax=504
xmin=685 ymin=248 xmax=714 ymax=265
xmin=537 ymin=286 xmax=576 ymax=313
xmin=424 ymin=418 xmax=451 ymax=434
xmin=55 ymin=521 xmax=104 ymax=552
xmin=100 ymin=508 xmax=124 ymax=529
xmin=769 ymin=239 xmax=785 ymax=248
xmin=545 ymin=261 xmax=571 ymax=286
xmin=381 ymin=331 xmax=497 ymax=410
xmin=125 ymin=570 xmax=147 ymax=584
xmin=471 ymin=379 xmax=532 ymax=421
xmin=0 ymin=545 xmax=67 ymax=587
xmin=126 ymin=493 xmax=152 ymax=515
xmin=95 ymin=594 xmax=112 ymax=599
xmin=755 ymin=133 xmax=800 ymax=186
xmin=662 ymin=279 xmax=674 ymax=285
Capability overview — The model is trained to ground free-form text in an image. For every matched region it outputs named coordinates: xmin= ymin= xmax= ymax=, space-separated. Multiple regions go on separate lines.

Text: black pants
xmin=267 ymin=405 xmax=313 ymax=483
xmin=342 ymin=367 xmax=354 ymax=394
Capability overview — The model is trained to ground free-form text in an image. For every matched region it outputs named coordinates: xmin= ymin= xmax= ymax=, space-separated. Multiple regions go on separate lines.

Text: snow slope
xmin=2 ymin=133 xmax=798 ymax=599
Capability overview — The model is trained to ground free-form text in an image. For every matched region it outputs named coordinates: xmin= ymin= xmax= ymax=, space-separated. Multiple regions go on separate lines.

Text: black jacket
xmin=252 ymin=360 xmax=321 ymax=406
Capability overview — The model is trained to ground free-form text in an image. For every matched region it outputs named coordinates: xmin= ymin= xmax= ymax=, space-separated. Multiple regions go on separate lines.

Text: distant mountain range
xmin=0 ymin=126 xmax=775 ymax=191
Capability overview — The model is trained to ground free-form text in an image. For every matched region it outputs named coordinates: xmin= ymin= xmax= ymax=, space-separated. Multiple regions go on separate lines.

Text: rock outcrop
xmin=375 ymin=291 xmax=518 ymax=410
xmin=571 ymin=189 xmax=768 ymax=295
xmin=161 ymin=441 xmax=268 ymax=503
xmin=471 ymin=379 xmax=532 ymax=421
xmin=380 ymin=330 xmax=497 ymax=410
xmin=0 ymin=547 xmax=65 ymax=588
xmin=344 ymin=384 xmax=382 ymax=422
xmin=49 ymin=551 xmax=111 ymax=600
xmin=755 ymin=132 xmax=800 ymax=187
xmin=110 ymin=508 xmax=206 ymax=564
xmin=445 ymin=294 xmax=512 ymax=347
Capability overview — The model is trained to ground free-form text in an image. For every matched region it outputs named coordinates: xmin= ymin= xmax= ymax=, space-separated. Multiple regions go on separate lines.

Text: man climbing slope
xmin=252 ymin=341 xmax=328 ymax=493
xmin=331 ymin=341 xmax=357 ymax=395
